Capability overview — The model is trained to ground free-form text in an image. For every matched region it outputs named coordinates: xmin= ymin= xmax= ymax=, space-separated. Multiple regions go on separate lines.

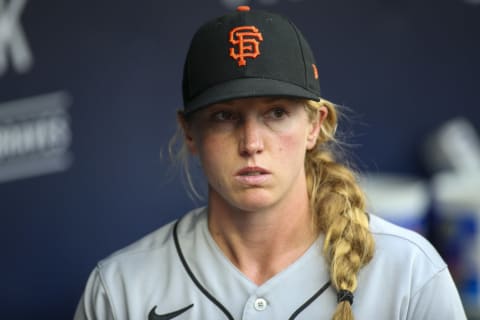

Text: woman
xmin=74 ymin=6 xmax=466 ymax=320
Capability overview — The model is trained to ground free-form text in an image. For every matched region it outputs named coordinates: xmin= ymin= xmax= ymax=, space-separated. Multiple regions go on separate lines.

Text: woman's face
xmin=182 ymin=97 xmax=325 ymax=213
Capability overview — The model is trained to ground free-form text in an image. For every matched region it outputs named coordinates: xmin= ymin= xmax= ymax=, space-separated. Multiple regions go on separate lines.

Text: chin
xmin=230 ymin=191 xmax=277 ymax=212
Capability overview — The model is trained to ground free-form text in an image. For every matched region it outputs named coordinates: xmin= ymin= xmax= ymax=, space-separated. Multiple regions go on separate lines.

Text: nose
xmin=238 ymin=116 xmax=264 ymax=156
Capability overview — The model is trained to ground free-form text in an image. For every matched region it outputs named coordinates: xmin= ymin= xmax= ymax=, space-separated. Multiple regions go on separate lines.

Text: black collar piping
xmin=173 ymin=219 xmax=331 ymax=320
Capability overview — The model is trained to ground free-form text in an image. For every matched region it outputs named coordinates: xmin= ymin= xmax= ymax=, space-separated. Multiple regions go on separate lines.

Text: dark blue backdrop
xmin=1 ymin=0 xmax=479 ymax=319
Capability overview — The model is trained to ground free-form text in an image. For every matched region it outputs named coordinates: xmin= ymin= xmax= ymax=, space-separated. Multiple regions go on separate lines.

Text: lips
xmin=235 ymin=166 xmax=271 ymax=185
xmin=236 ymin=166 xmax=270 ymax=175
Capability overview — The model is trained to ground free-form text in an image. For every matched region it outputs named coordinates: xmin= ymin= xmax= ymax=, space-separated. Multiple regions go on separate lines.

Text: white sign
xmin=0 ymin=92 xmax=73 ymax=183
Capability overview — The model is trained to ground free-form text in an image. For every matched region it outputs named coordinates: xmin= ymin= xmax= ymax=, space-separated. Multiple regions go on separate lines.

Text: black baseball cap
xmin=182 ymin=6 xmax=321 ymax=114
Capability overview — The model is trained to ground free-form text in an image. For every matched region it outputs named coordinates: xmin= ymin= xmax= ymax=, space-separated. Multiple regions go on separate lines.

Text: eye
xmin=266 ymin=107 xmax=288 ymax=120
xmin=209 ymin=110 xmax=235 ymax=121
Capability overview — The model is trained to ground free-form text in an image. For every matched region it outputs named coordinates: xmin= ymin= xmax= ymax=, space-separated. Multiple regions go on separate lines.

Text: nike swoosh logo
xmin=148 ymin=304 xmax=194 ymax=320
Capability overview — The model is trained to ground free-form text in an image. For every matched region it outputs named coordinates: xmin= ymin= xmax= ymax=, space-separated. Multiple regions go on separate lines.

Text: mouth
xmin=234 ymin=166 xmax=271 ymax=185
xmin=236 ymin=166 xmax=270 ymax=176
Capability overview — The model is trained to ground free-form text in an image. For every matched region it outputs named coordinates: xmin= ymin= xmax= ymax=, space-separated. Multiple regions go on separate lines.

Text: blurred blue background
xmin=1 ymin=0 xmax=479 ymax=318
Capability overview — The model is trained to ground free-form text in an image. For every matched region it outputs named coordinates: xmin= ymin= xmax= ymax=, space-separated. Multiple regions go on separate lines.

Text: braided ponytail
xmin=304 ymin=99 xmax=375 ymax=320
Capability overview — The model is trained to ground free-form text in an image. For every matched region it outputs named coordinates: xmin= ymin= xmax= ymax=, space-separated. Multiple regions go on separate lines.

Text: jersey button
xmin=254 ymin=297 xmax=268 ymax=311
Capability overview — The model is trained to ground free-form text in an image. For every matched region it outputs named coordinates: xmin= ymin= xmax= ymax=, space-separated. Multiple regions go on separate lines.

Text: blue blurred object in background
xmin=432 ymin=173 xmax=480 ymax=318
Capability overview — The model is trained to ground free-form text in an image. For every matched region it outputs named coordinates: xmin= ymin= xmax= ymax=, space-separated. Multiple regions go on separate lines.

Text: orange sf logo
xmin=229 ymin=26 xmax=263 ymax=67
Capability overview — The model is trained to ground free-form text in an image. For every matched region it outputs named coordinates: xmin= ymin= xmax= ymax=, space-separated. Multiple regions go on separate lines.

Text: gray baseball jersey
xmin=74 ymin=207 xmax=467 ymax=319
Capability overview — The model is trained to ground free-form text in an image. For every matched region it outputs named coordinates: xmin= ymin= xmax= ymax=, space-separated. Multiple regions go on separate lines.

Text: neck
xmin=207 ymin=187 xmax=317 ymax=285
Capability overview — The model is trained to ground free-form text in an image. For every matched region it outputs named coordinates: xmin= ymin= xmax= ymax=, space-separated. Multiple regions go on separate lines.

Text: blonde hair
xmin=305 ymin=99 xmax=375 ymax=320
xmin=170 ymin=99 xmax=375 ymax=320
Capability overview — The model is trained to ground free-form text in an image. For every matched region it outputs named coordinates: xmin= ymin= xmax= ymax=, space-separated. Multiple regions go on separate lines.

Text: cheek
xmin=276 ymin=129 xmax=309 ymax=155
xmin=196 ymin=133 xmax=232 ymax=167
xmin=194 ymin=128 xmax=221 ymax=153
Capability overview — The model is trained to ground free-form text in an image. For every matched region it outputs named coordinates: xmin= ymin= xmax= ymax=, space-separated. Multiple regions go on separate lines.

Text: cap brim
xmin=184 ymin=78 xmax=320 ymax=114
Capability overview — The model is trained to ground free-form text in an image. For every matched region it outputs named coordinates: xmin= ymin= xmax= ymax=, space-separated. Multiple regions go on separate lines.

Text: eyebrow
xmin=219 ymin=97 xmax=288 ymax=107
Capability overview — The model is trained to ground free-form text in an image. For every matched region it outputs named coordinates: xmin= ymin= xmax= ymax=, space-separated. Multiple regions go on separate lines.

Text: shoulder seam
xmin=370 ymin=225 xmax=446 ymax=270
xmin=96 ymin=264 xmax=119 ymax=320
xmin=410 ymin=266 xmax=449 ymax=302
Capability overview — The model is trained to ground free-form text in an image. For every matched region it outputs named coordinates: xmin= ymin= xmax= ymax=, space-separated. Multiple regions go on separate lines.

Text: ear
xmin=177 ymin=111 xmax=198 ymax=155
xmin=306 ymin=104 xmax=328 ymax=150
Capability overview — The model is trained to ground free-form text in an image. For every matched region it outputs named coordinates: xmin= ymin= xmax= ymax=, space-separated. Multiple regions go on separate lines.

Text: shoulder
xmin=362 ymin=213 xmax=448 ymax=297
xmin=355 ymin=215 xmax=445 ymax=316
xmin=75 ymin=207 xmax=208 ymax=319
xmin=356 ymin=214 xmax=467 ymax=319
xmin=97 ymin=207 xmax=206 ymax=270
xmin=368 ymin=213 xmax=446 ymax=271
